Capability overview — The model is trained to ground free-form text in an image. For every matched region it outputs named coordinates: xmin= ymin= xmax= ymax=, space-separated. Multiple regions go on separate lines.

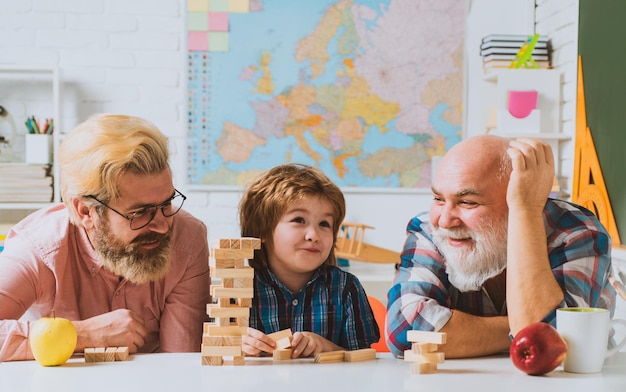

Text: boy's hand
xmin=242 ymin=327 xmax=276 ymax=356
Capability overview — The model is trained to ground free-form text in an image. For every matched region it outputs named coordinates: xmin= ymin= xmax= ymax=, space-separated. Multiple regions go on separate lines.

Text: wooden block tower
xmin=201 ymin=237 xmax=261 ymax=366
xmin=404 ymin=330 xmax=447 ymax=374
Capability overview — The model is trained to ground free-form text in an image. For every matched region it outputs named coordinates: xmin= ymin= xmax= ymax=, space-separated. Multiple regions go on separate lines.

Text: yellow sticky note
xmin=188 ymin=0 xmax=209 ymax=12
xmin=229 ymin=0 xmax=249 ymax=13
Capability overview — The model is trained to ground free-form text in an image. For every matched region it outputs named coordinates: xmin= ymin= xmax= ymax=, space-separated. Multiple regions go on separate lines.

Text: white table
xmin=1 ymin=352 xmax=625 ymax=392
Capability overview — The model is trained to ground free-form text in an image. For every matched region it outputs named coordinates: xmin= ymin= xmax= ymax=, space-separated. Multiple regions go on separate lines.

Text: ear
xmin=72 ymin=197 xmax=97 ymax=230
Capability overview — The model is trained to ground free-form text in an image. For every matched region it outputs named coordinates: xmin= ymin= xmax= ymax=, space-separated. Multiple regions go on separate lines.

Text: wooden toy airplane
xmin=335 ymin=222 xmax=400 ymax=264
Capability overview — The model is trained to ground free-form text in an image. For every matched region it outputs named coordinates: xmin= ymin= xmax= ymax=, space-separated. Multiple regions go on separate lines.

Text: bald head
xmin=436 ymin=135 xmax=511 ymax=186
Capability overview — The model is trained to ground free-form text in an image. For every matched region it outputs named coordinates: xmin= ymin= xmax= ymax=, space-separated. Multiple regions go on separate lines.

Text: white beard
xmin=432 ymin=216 xmax=508 ymax=292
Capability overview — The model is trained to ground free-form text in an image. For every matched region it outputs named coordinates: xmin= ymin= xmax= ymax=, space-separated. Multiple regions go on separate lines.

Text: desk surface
xmin=1 ymin=352 xmax=625 ymax=392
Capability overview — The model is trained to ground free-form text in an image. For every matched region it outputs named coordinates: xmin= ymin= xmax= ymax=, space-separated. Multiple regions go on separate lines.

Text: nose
xmin=146 ymin=208 xmax=171 ymax=233
xmin=305 ymin=226 xmax=320 ymax=242
xmin=433 ymin=203 xmax=460 ymax=229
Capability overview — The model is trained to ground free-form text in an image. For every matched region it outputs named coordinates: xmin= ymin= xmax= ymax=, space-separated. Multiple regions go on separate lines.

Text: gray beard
xmin=91 ymin=216 xmax=172 ymax=284
xmin=433 ymin=220 xmax=508 ymax=292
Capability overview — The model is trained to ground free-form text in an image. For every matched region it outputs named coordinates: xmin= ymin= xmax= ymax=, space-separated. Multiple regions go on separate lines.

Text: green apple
xmin=29 ymin=311 xmax=77 ymax=366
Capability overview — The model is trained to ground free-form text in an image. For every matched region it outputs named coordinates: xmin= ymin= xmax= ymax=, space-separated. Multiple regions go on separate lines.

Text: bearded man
xmin=0 ymin=115 xmax=210 ymax=362
xmin=385 ymin=136 xmax=615 ymax=358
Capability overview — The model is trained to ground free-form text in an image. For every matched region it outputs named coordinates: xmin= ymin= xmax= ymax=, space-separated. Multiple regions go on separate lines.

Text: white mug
xmin=556 ymin=307 xmax=626 ymax=373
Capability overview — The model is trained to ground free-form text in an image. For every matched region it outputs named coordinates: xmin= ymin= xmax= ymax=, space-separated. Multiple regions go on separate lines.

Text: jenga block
xmin=222 ymin=278 xmax=234 ymax=288
xmin=202 ymin=335 xmax=242 ymax=346
xmin=275 ymin=336 xmax=292 ymax=350
xmin=216 ymin=238 xmax=233 ymax=249
xmin=211 ymin=267 xmax=255 ymax=279
xmin=230 ymin=239 xmax=241 ymax=249
xmin=214 ymin=317 xmax=231 ymax=327
xmin=209 ymin=258 xmax=236 ymax=268
xmin=314 ymin=350 xmax=346 ymax=364
xmin=410 ymin=361 xmax=438 ymax=374
xmin=233 ymin=356 xmax=245 ymax=366
xmin=202 ymin=356 xmax=224 ymax=366
xmin=212 ymin=248 xmax=255 ymax=260
xmin=273 ymin=348 xmax=293 ymax=360
xmin=93 ymin=347 xmax=106 ymax=362
xmin=234 ymin=278 xmax=253 ymax=288
xmin=237 ymin=317 xmax=249 ymax=327
xmin=201 ymin=345 xmax=242 ymax=357
xmin=268 ymin=329 xmax=293 ymax=342
xmin=406 ymin=330 xmax=447 ymax=344
xmin=207 ymin=304 xmax=250 ymax=318
xmin=114 ymin=346 xmax=130 ymax=361
xmin=238 ymin=298 xmax=252 ymax=307
xmin=411 ymin=342 xmax=439 ymax=354
xmin=212 ymin=287 xmax=254 ymax=299
xmin=403 ymin=350 xmax=445 ymax=364
xmin=240 ymin=237 xmax=261 ymax=249
xmin=205 ymin=325 xmax=248 ymax=336
xmin=84 ymin=348 xmax=96 ymax=362
xmin=104 ymin=347 xmax=117 ymax=362
xmin=344 ymin=348 xmax=376 ymax=362
xmin=217 ymin=298 xmax=230 ymax=307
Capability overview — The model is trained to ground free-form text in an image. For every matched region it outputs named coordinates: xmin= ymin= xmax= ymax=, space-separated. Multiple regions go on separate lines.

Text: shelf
xmin=0 ymin=203 xmax=54 ymax=210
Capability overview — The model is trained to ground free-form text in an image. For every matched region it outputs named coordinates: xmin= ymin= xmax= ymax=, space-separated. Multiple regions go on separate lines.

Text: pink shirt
xmin=0 ymin=204 xmax=210 ymax=362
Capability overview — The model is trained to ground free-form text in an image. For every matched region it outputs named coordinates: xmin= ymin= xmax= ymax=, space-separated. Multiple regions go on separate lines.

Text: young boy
xmin=239 ymin=163 xmax=379 ymax=358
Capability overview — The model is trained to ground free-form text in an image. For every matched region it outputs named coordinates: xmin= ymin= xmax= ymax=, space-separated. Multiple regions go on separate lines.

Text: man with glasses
xmin=0 ymin=114 xmax=210 ymax=362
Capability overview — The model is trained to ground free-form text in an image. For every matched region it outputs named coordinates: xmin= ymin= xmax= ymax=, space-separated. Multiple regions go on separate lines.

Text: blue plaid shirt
xmin=386 ymin=199 xmax=616 ymax=357
xmin=250 ymin=265 xmax=379 ymax=350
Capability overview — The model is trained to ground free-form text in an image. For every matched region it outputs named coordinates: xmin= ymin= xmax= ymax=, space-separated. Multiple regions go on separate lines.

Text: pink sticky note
xmin=208 ymin=12 xmax=229 ymax=32
xmin=188 ymin=31 xmax=208 ymax=51
xmin=507 ymin=90 xmax=538 ymax=119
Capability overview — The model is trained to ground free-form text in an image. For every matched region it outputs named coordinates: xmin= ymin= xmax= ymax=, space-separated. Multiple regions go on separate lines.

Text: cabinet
xmin=480 ymin=69 xmax=570 ymax=186
xmin=0 ymin=65 xmax=61 ymax=220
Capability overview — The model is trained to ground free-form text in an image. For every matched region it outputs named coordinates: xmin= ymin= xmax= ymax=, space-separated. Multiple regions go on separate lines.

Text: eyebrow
xmin=127 ymin=190 xmax=176 ymax=211
xmin=431 ymin=187 xmax=481 ymax=197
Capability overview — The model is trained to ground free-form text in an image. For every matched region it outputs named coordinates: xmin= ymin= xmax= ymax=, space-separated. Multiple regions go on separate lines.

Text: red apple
xmin=510 ymin=322 xmax=567 ymax=376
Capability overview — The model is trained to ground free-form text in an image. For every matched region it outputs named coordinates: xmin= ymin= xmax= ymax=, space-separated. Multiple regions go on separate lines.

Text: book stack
xmin=0 ymin=163 xmax=53 ymax=202
xmin=480 ymin=34 xmax=551 ymax=72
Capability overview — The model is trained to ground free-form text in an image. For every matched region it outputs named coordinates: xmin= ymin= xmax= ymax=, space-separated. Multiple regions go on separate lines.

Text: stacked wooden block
xmin=404 ymin=330 xmax=447 ymax=374
xmin=201 ymin=237 xmax=260 ymax=366
xmin=314 ymin=348 xmax=377 ymax=364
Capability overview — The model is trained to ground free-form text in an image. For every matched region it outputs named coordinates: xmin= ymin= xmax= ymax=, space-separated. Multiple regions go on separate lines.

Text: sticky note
xmin=187 ymin=0 xmax=209 ymax=12
xmin=229 ymin=0 xmax=249 ymax=13
xmin=208 ymin=0 xmax=229 ymax=12
xmin=209 ymin=32 xmax=229 ymax=52
xmin=188 ymin=11 xmax=209 ymax=31
xmin=208 ymin=12 xmax=229 ymax=32
xmin=188 ymin=31 xmax=209 ymax=51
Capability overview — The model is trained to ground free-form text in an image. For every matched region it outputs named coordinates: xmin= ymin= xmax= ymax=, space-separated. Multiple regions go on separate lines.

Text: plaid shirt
xmin=386 ymin=199 xmax=616 ymax=357
xmin=250 ymin=265 xmax=379 ymax=350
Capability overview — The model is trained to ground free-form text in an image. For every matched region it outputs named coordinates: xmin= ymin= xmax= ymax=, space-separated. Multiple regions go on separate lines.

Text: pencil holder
xmin=25 ymin=134 xmax=52 ymax=164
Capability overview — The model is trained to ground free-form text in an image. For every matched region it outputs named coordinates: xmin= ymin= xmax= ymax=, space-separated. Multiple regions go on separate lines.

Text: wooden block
xmin=214 ymin=317 xmax=231 ymax=327
xmin=241 ymin=237 xmax=261 ymax=249
xmin=268 ymin=329 xmax=293 ymax=342
xmin=344 ymin=348 xmax=376 ymax=362
xmin=406 ymin=330 xmax=447 ymax=344
xmin=84 ymin=348 xmax=96 ymax=363
xmin=222 ymin=278 xmax=234 ymax=288
xmin=411 ymin=342 xmax=439 ymax=354
xmin=212 ymin=248 xmax=255 ymax=260
xmin=403 ymin=350 xmax=445 ymax=364
xmin=275 ymin=336 xmax=292 ymax=350
xmin=114 ymin=346 xmax=130 ymax=361
xmin=209 ymin=258 xmax=236 ymax=268
xmin=236 ymin=316 xmax=249 ymax=327
xmin=207 ymin=304 xmax=250 ymax=318
xmin=229 ymin=239 xmax=241 ymax=249
xmin=201 ymin=345 xmax=242 ymax=357
xmin=234 ymin=278 xmax=253 ymax=288
xmin=205 ymin=325 xmax=248 ymax=336
xmin=238 ymin=298 xmax=252 ymax=307
xmin=410 ymin=361 xmax=438 ymax=374
xmin=216 ymin=238 xmax=233 ymax=249
xmin=273 ymin=348 xmax=293 ymax=360
xmin=211 ymin=267 xmax=254 ymax=279
xmin=93 ymin=347 xmax=106 ymax=362
xmin=202 ymin=335 xmax=242 ymax=346
xmin=212 ymin=287 xmax=254 ymax=299
xmin=233 ymin=356 xmax=245 ymax=366
xmin=104 ymin=347 xmax=117 ymax=362
xmin=314 ymin=350 xmax=346 ymax=364
xmin=202 ymin=356 xmax=224 ymax=366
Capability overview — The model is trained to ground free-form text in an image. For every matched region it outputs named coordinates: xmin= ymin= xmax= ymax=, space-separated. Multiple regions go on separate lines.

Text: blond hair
xmin=239 ymin=163 xmax=346 ymax=269
xmin=59 ymin=114 xmax=170 ymax=226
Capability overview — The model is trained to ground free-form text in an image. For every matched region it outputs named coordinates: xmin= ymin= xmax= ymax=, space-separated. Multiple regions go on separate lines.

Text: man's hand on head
xmin=506 ymin=138 xmax=555 ymax=211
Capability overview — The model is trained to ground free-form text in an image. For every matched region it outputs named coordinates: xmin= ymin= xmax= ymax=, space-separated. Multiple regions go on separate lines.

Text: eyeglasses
xmin=87 ymin=189 xmax=186 ymax=230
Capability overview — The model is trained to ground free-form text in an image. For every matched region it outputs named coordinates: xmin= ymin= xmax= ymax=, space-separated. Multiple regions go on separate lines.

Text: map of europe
xmin=187 ymin=0 xmax=464 ymax=188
